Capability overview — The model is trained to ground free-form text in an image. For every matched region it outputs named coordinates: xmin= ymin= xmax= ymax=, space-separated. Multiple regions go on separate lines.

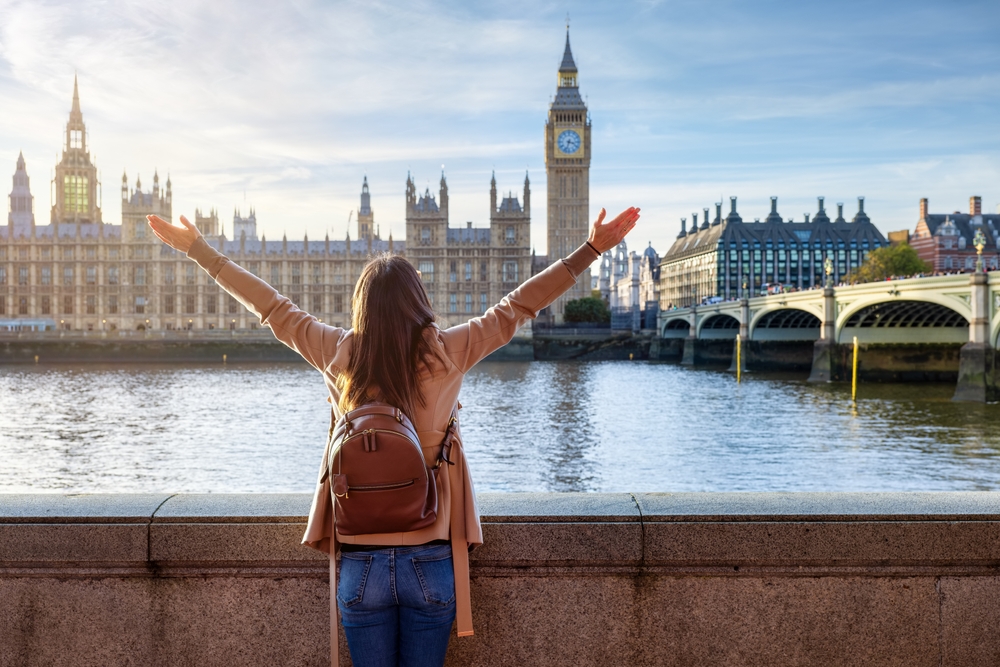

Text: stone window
xmin=164 ymin=265 xmax=175 ymax=285
xmin=206 ymin=296 xmax=216 ymax=314
xmin=449 ymin=293 xmax=457 ymax=313
xmin=63 ymin=266 xmax=74 ymax=286
xmin=312 ymin=263 xmax=322 ymax=284
xmin=41 ymin=296 xmax=50 ymax=315
xmin=465 ymin=293 xmax=472 ymax=313
xmin=164 ymin=295 xmax=175 ymax=314
xmin=292 ymin=262 xmax=302 ymax=285
xmin=418 ymin=261 xmax=434 ymax=282
xmin=108 ymin=266 xmax=119 ymax=285
xmin=62 ymin=247 xmax=74 ymax=261
xmin=185 ymin=264 xmax=196 ymax=285
xmin=134 ymin=266 xmax=145 ymax=286
xmin=464 ymin=261 xmax=472 ymax=281
xmin=480 ymin=261 xmax=487 ymax=282
xmin=18 ymin=266 xmax=28 ymax=285
xmin=64 ymin=295 xmax=74 ymax=314
xmin=449 ymin=261 xmax=457 ymax=282
xmin=228 ymin=297 xmax=239 ymax=314
xmin=0 ymin=267 xmax=6 ymax=285
xmin=480 ymin=293 xmax=487 ymax=312
xmin=19 ymin=296 xmax=28 ymax=315
xmin=421 ymin=227 xmax=431 ymax=245
xmin=108 ymin=295 xmax=118 ymax=314
xmin=270 ymin=264 xmax=280 ymax=285
xmin=185 ymin=295 xmax=196 ymax=314
xmin=311 ymin=294 xmax=322 ymax=313
xmin=334 ymin=294 xmax=344 ymax=313
xmin=86 ymin=266 xmax=96 ymax=285
xmin=0 ymin=295 xmax=7 ymax=314
xmin=86 ymin=295 xmax=96 ymax=315
xmin=133 ymin=295 xmax=145 ymax=314
xmin=505 ymin=226 xmax=515 ymax=245
xmin=503 ymin=261 xmax=518 ymax=283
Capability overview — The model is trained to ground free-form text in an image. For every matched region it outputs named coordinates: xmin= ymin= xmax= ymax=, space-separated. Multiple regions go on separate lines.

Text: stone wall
xmin=4 ymin=492 xmax=1000 ymax=666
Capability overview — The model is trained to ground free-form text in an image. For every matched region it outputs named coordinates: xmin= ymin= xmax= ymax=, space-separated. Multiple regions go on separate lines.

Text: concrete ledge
xmin=3 ymin=492 xmax=1000 ymax=666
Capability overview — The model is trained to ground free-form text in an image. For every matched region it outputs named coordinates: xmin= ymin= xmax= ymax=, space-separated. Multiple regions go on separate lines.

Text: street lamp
xmin=742 ymin=274 xmax=748 ymax=300
xmin=824 ymin=256 xmax=834 ymax=288
xmin=974 ymin=228 xmax=987 ymax=273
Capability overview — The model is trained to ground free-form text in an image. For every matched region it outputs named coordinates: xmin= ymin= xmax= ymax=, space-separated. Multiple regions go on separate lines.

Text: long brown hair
xmin=337 ymin=253 xmax=439 ymax=417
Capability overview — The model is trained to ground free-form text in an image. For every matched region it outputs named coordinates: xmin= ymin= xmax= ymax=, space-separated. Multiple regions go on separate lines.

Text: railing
xmin=2 ymin=492 xmax=998 ymax=666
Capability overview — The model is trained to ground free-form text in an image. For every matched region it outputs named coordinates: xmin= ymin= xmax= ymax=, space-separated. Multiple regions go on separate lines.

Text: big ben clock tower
xmin=545 ymin=28 xmax=591 ymax=322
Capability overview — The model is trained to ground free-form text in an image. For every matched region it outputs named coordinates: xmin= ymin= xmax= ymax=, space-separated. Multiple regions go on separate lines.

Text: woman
xmin=147 ymin=204 xmax=639 ymax=667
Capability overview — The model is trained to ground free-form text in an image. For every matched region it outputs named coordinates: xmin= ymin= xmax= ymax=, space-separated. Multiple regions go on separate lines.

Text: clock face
xmin=557 ymin=129 xmax=581 ymax=155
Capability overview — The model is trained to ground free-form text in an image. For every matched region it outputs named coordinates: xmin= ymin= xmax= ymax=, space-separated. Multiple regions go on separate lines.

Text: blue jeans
xmin=337 ymin=543 xmax=456 ymax=667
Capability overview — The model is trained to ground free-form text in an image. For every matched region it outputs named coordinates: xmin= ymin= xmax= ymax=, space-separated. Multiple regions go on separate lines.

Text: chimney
xmin=971 ymin=196 xmax=982 ymax=216
xmin=730 ymin=196 xmax=737 ymax=214
xmin=919 ymin=198 xmax=928 ymax=220
xmin=770 ymin=197 xmax=777 ymax=214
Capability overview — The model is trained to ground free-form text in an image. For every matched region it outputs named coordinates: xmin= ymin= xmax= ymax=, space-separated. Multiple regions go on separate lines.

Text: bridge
xmin=657 ymin=272 xmax=1000 ymax=401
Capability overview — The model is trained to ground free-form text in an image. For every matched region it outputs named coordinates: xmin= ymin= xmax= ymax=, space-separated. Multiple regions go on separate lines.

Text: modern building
xmin=542 ymin=28 xmax=591 ymax=322
xmin=910 ymin=196 xmax=1000 ymax=272
xmin=0 ymin=80 xmax=402 ymax=331
xmin=403 ymin=172 xmax=532 ymax=329
xmin=658 ymin=196 xmax=888 ymax=309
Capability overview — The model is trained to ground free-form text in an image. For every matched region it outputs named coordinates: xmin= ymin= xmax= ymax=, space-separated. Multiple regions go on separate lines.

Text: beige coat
xmin=187 ymin=237 xmax=598 ymax=637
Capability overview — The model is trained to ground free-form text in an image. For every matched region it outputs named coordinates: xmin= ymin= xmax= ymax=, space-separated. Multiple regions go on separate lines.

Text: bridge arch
xmin=661 ymin=317 xmax=690 ymax=339
xmin=697 ymin=314 xmax=740 ymax=339
xmin=836 ymin=298 xmax=969 ymax=344
xmin=749 ymin=308 xmax=821 ymax=341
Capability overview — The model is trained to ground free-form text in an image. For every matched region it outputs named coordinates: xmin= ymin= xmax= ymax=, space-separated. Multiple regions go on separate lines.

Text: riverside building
xmin=910 ymin=196 xmax=1000 ymax=272
xmin=404 ymin=172 xmax=532 ymax=329
xmin=658 ymin=196 xmax=888 ymax=309
xmin=1 ymin=79 xmax=401 ymax=332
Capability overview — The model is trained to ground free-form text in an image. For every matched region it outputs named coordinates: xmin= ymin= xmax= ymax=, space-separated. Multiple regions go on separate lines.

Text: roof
xmin=498 ymin=196 xmax=521 ymax=213
xmin=917 ymin=213 xmax=1000 ymax=248
xmin=662 ymin=198 xmax=888 ymax=264
xmin=559 ymin=31 xmax=577 ymax=73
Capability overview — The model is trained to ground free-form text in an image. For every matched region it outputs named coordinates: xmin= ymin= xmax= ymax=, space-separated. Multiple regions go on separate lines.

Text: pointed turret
xmin=559 ymin=28 xmax=578 ymax=75
xmin=9 ymin=151 xmax=35 ymax=236
xmin=70 ymin=74 xmax=82 ymax=122
xmin=490 ymin=171 xmax=497 ymax=212
xmin=523 ymin=171 xmax=531 ymax=217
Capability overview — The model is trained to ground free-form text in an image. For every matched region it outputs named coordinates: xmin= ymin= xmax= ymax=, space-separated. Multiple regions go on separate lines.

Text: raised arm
xmin=441 ymin=206 xmax=639 ymax=372
xmin=147 ymin=214 xmax=347 ymax=371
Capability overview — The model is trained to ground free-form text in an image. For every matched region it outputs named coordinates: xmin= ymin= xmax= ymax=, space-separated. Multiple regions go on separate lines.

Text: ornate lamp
xmin=742 ymin=274 xmax=748 ymax=300
xmin=824 ymin=256 xmax=834 ymax=288
xmin=974 ymin=228 xmax=987 ymax=273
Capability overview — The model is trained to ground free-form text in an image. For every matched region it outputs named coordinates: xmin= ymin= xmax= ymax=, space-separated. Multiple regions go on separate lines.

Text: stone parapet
xmin=3 ymin=492 xmax=1000 ymax=666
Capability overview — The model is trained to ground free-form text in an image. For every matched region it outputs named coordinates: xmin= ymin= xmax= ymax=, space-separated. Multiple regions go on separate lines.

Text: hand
xmin=588 ymin=206 xmax=640 ymax=254
xmin=147 ymin=214 xmax=203 ymax=254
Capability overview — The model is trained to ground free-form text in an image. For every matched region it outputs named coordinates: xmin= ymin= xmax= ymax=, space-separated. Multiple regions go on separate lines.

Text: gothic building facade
xmin=910 ymin=196 xmax=1000 ymax=272
xmin=0 ymin=80 xmax=401 ymax=332
xmin=403 ymin=172 xmax=532 ymax=329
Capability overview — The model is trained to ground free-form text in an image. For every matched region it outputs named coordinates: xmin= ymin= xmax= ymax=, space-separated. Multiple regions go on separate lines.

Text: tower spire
xmin=559 ymin=27 xmax=577 ymax=74
xmin=71 ymin=74 xmax=81 ymax=118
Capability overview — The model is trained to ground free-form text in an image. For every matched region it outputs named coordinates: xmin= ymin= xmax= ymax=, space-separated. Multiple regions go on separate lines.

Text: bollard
xmin=34 ymin=355 xmax=38 ymax=364
xmin=736 ymin=334 xmax=741 ymax=384
xmin=629 ymin=353 xmax=633 ymax=361
xmin=852 ymin=336 xmax=859 ymax=402
xmin=222 ymin=353 xmax=227 ymax=364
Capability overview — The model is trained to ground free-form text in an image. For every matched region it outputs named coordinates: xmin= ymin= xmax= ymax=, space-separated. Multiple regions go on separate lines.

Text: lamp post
xmin=974 ymin=228 xmax=986 ymax=273
xmin=742 ymin=274 xmax=748 ymax=300
xmin=824 ymin=256 xmax=834 ymax=288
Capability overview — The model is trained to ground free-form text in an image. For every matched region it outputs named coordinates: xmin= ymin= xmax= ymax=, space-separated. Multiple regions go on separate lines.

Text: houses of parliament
xmin=1 ymin=34 xmax=591 ymax=332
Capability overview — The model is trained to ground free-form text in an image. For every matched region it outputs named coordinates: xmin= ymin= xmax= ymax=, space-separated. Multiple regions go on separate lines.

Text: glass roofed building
xmin=658 ymin=196 xmax=887 ymax=309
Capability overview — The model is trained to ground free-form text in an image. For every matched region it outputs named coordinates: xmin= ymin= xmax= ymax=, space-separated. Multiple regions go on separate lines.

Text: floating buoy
xmin=34 ymin=355 xmax=39 ymax=364
xmin=222 ymin=354 xmax=228 ymax=364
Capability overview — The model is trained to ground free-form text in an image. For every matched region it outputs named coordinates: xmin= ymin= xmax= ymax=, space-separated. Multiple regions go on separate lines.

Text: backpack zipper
xmin=348 ymin=479 xmax=415 ymax=492
xmin=342 ymin=428 xmax=414 ymax=453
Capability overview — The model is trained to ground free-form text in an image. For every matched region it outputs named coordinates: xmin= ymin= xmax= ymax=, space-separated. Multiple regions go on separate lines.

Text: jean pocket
xmin=411 ymin=552 xmax=455 ymax=607
xmin=337 ymin=554 xmax=373 ymax=608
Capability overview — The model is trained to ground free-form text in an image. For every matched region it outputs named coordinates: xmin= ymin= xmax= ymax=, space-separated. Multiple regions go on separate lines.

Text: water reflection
xmin=2 ymin=361 xmax=1000 ymax=493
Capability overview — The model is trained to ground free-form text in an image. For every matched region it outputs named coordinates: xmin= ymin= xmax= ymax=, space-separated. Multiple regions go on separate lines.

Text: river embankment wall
xmin=3 ymin=492 xmax=1000 ymax=666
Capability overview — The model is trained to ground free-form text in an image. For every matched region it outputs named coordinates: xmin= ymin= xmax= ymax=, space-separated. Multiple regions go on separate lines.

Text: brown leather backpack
xmin=327 ymin=402 xmax=455 ymax=535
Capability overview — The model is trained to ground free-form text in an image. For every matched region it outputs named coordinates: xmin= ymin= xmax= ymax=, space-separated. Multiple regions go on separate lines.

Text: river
xmin=1 ymin=361 xmax=999 ymax=493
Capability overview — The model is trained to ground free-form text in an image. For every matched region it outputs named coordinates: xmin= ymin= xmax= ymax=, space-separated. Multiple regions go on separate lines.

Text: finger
xmin=594 ymin=208 xmax=607 ymax=228
xmin=180 ymin=215 xmax=198 ymax=232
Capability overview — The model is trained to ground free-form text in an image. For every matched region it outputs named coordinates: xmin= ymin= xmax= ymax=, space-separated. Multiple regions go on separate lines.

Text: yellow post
xmin=736 ymin=334 xmax=741 ymax=384
xmin=222 ymin=353 xmax=228 ymax=364
xmin=852 ymin=336 xmax=859 ymax=402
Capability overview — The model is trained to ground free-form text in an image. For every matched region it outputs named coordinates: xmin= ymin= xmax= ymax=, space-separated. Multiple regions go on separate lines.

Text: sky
xmin=1 ymin=0 xmax=999 ymax=256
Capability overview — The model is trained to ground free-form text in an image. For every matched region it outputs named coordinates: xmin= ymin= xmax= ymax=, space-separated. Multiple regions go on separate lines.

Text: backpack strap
xmin=328 ymin=407 xmax=340 ymax=667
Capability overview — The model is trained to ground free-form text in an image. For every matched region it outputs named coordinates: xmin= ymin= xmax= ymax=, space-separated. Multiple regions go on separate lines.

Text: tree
xmin=564 ymin=296 xmax=611 ymax=323
xmin=851 ymin=243 xmax=931 ymax=283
